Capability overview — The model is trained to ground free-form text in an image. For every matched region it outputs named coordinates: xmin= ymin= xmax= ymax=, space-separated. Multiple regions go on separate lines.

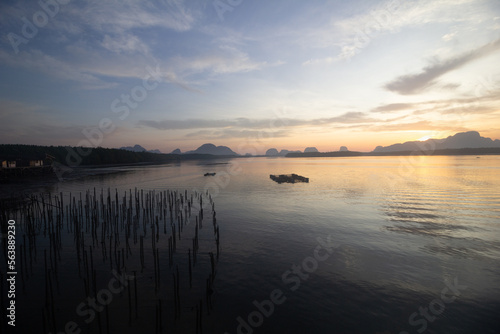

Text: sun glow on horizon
xmin=418 ymin=135 xmax=432 ymax=142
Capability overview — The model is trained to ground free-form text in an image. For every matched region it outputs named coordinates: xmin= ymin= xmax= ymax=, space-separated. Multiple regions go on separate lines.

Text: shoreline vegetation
xmin=0 ymin=144 xmax=236 ymax=188
xmin=0 ymin=144 xmax=237 ymax=166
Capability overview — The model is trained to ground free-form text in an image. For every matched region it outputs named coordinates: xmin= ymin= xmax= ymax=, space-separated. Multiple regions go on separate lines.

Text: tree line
xmin=0 ymin=144 xmax=182 ymax=166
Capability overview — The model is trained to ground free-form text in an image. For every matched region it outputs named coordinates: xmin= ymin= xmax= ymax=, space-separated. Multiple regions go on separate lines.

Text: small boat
xmin=204 ymin=172 xmax=216 ymax=176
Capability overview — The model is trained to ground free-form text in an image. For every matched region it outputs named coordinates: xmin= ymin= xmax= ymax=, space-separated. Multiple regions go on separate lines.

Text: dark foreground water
xmin=1 ymin=156 xmax=500 ymax=333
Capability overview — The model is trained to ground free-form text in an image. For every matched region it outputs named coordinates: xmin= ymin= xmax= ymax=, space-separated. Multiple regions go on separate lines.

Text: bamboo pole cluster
xmin=0 ymin=188 xmax=221 ymax=333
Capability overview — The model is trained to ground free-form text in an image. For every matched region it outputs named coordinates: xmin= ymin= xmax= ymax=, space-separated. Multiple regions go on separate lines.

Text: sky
xmin=0 ymin=0 xmax=499 ymax=154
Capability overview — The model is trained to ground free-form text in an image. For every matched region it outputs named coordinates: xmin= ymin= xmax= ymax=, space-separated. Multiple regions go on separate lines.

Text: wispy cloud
xmin=0 ymin=49 xmax=115 ymax=89
xmin=138 ymin=112 xmax=381 ymax=131
xmin=302 ymin=0 xmax=495 ymax=63
xmin=138 ymin=112 xmax=476 ymax=140
xmin=185 ymin=129 xmax=290 ymax=140
xmin=364 ymin=120 xmax=468 ymax=132
xmin=169 ymin=45 xmax=269 ymax=77
xmin=137 ymin=118 xmax=289 ymax=130
xmin=385 ymin=38 xmax=500 ymax=95
xmin=68 ymin=0 xmax=197 ymax=34
xmin=1 ymin=0 xmax=198 ymax=45
xmin=302 ymin=57 xmax=336 ymax=66
xmin=101 ymin=33 xmax=150 ymax=55
xmin=0 ymin=98 xmax=133 ymax=145
xmin=0 ymin=99 xmax=83 ymax=143
xmin=309 ymin=112 xmax=377 ymax=125
xmin=371 ymin=89 xmax=500 ymax=117
xmin=372 ymin=103 xmax=414 ymax=113
xmin=0 ymin=0 xmax=205 ymax=85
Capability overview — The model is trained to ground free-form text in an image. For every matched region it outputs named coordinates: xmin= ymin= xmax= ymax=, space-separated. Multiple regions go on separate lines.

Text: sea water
xmin=3 ymin=155 xmax=500 ymax=333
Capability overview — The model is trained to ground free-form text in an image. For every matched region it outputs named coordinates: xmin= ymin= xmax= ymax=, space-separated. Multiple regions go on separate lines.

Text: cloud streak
xmin=137 ymin=117 xmax=293 ymax=130
xmin=137 ymin=112 xmax=382 ymax=131
xmin=184 ymin=129 xmax=290 ymax=140
xmin=363 ymin=120 xmax=469 ymax=132
xmin=69 ymin=0 xmax=197 ymax=34
xmin=372 ymin=103 xmax=415 ymax=113
xmin=0 ymin=49 xmax=115 ymax=89
xmin=385 ymin=38 xmax=500 ymax=95
xmin=302 ymin=0 xmax=490 ymax=63
xmin=169 ymin=46 xmax=268 ymax=76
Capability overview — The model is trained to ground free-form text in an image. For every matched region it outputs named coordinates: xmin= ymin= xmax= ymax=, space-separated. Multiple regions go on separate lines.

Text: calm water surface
xmin=4 ymin=156 xmax=500 ymax=333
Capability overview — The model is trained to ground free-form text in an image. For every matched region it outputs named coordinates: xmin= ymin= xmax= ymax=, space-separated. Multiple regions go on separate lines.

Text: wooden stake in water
xmin=128 ymin=273 xmax=132 ymax=325
xmin=156 ymin=247 xmax=160 ymax=290
xmin=133 ymin=270 xmax=138 ymax=318
xmin=105 ymin=303 xmax=110 ymax=334
xmin=188 ymin=249 xmax=192 ymax=288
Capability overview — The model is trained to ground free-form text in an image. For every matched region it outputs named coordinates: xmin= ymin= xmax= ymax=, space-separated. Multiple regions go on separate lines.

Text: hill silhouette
xmin=120 ymin=144 xmax=162 ymax=154
xmin=373 ymin=131 xmax=500 ymax=153
xmin=185 ymin=143 xmax=238 ymax=156
xmin=287 ymin=131 xmax=500 ymax=157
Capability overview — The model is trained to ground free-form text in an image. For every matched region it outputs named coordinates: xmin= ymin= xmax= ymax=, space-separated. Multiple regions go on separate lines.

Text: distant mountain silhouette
xmin=266 ymin=148 xmax=303 ymax=156
xmin=339 ymin=146 xmax=349 ymax=152
xmin=120 ymin=144 xmax=146 ymax=152
xmin=373 ymin=131 xmax=500 ymax=153
xmin=120 ymin=145 xmax=162 ymax=154
xmin=278 ymin=149 xmax=301 ymax=156
xmin=304 ymin=147 xmax=318 ymax=153
xmin=171 ymin=148 xmax=181 ymax=154
xmin=266 ymin=148 xmax=279 ymax=156
xmin=185 ymin=143 xmax=238 ymax=156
